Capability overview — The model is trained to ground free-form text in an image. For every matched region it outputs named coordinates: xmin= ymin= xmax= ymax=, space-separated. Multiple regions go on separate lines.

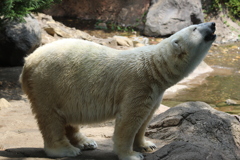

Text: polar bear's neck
xmin=148 ymin=47 xmax=186 ymax=89
xmin=119 ymin=43 xmax=187 ymax=90
xmin=148 ymin=42 xmax=210 ymax=89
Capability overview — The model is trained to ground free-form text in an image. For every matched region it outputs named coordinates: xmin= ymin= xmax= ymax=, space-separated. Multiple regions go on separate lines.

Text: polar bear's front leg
xmin=65 ymin=125 xmax=98 ymax=150
xmin=113 ymin=106 xmax=153 ymax=160
xmin=133 ymin=107 xmax=157 ymax=153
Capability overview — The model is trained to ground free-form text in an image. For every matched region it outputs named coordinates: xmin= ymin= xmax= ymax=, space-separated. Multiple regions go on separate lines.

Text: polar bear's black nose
xmin=210 ymin=22 xmax=215 ymax=31
xmin=200 ymin=22 xmax=216 ymax=33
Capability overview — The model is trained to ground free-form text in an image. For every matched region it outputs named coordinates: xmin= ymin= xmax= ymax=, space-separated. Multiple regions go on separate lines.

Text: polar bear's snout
xmin=201 ymin=22 xmax=216 ymax=41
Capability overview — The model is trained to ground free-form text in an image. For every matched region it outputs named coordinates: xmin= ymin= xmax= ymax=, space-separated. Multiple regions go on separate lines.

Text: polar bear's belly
xmin=63 ymin=102 xmax=118 ymax=124
xmin=33 ymin=65 xmax=120 ymax=125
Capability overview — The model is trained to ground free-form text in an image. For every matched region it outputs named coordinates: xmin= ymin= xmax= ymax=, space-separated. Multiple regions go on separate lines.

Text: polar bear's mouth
xmin=205 ymin=32 xmax=216 ymax=41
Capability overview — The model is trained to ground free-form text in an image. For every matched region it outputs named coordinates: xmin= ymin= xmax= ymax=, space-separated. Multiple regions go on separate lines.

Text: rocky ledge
xmin=146 ymin=101 xmax=240 ymax=160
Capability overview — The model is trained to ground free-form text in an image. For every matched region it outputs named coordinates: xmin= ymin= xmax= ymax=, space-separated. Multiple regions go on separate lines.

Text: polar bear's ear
xmin=171 ymin=38 xmax=180 ymax=49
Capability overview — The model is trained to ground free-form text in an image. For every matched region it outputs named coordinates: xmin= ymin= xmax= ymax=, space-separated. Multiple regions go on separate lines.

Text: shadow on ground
xmin=0 ymin=147 xmax=120 ymax=160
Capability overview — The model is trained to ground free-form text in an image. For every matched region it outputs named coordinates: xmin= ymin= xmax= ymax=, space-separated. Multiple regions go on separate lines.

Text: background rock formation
xmin=144 ymin=0 xmax=204 ymax=36
xmin=44 ymin=0 xmax=239 ymax=42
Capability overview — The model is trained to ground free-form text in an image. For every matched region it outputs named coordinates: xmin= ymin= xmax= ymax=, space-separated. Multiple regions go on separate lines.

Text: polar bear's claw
xmin=76 ymin=138 xmax=98 ymax=150
xmin=134 ymin=140 xmax=157 ymax=153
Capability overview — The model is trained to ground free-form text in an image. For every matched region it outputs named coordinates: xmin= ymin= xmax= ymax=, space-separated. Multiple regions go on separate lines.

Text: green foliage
xmin=207 ymin=0 xmax=239 ymax=19
xmin=0 ymin=0 xmax=61 ymax=23
xmin=226 ymin=0 xmax=240 ymax=19
xmin=108 ymin=23 xmax=135 ymax=32
xmin=94 ymin=20 xmax=106 ymax=30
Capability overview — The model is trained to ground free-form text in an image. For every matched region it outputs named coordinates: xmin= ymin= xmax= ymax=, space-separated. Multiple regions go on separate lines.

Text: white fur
xmin=20 ymin=23 xmax=215 ymax=160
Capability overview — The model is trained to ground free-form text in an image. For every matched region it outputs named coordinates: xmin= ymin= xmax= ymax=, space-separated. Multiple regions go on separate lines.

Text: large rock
xmin=144 ymin=0 xmax=204 ymax=36
xmin=34 ymin=13 xmax=93 ymax=45
xmin=146 ymin=101 xmax=240 ymax=160
xmin=0 ymin=15 xmax=41 ymax=66
xmin=44 ymin=0 xmax=150 ymax=28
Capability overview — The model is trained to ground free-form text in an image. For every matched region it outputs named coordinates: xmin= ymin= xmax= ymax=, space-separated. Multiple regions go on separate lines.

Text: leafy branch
xmin=0 ymin=0 xmax=61 ymax=25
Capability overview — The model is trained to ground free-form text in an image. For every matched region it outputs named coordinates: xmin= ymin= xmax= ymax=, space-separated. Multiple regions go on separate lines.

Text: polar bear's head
xmin=170 ymin=22 xmax=216 ymax=54
xmin=169 ymin=22 xmax=216 ymax=75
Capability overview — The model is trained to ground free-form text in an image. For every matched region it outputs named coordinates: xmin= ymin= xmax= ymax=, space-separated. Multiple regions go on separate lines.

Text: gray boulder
xmin=145 ymin=101 xmax=240 ymax=160
xmin=144 ymin=0 xmax=204 ymax=37
xmin=0 ymin=15 xmax=41 ymax=66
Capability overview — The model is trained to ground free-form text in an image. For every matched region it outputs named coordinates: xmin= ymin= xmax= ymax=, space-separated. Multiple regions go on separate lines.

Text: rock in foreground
xmin=146 ymin=101 xmax=240 ymax=160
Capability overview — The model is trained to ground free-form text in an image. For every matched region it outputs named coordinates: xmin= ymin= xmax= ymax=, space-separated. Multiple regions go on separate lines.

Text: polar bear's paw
xmin=134 ymin=140 xmax=157 ymax=153
xmin=45 ymin=145 xmax=81 ymax=157
xmin=75 ymin=137 xmax=98 ymax=150
xmin=119 ymin=151 xmax=144 ymax=160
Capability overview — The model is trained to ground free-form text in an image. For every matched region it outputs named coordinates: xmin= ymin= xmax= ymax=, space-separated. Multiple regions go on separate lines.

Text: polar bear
xmin=20 ymin=22 xmax=216 ymax=160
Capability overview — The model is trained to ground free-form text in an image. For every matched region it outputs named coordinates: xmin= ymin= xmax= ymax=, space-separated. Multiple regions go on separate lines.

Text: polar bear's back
xmin=23 ymin=39 xmax=121 ymax=85
xmin=26 ymin=39 xmax=118 ymax=64
xmin=22 ymin=38 xmax=120 ymax=90
xmin=22 ymin=39 xmax=119 ymax=88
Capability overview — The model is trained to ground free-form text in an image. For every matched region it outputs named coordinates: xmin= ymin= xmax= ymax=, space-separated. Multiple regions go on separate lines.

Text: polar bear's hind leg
xmin=65 ymin=125 xmax=98 ymax=150
xmin=33 ymin=106 xmax=81 ymax=157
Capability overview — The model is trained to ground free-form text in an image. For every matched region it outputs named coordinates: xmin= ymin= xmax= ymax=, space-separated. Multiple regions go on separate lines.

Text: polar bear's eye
xmin=193 ymin=27 xmax=197 ymax=31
